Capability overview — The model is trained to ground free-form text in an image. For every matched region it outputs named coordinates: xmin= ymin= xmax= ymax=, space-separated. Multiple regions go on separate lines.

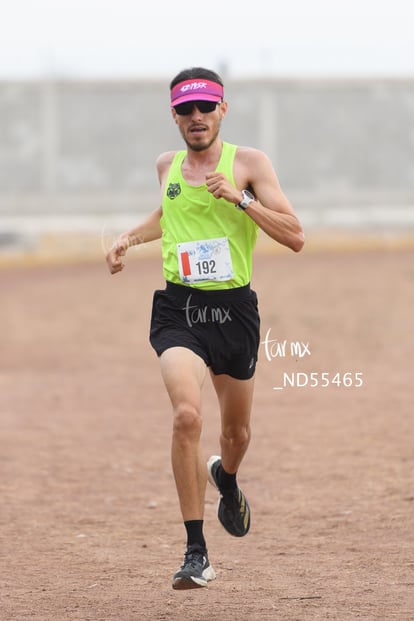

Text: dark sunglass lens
xmin=174 ymin=102 xmax=194 ymax=115
xmin=174 ymin=101 xmax=218 ymax=115
xmin=197 ymin=101 xmax=217 ymax=113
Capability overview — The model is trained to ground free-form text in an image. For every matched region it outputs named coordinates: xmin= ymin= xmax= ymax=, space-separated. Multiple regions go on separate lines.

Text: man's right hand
xmin=106 ymin=236 xmax=129 ymax=274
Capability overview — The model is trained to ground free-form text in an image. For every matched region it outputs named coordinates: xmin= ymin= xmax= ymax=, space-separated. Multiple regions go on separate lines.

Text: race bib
xmin=177 ymin=237 xmax=233 ymax=283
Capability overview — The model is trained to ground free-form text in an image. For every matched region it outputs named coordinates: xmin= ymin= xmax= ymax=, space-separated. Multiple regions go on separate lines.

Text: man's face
xmin=172 ymin=101 xmax=227 ymax=152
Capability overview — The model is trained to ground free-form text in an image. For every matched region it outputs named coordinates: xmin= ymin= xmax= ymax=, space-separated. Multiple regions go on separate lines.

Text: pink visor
xmin=170 ymin=79 xmax=224 ymax=107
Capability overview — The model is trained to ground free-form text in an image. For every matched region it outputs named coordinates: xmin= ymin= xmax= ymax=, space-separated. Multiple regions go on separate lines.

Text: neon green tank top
xmin=160 ymin=141 xmax=258 ymax=290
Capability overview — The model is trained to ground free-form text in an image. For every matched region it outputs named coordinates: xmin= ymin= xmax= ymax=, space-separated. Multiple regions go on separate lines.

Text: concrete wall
xmin=1 ymin=77 xmax=414 ymax=243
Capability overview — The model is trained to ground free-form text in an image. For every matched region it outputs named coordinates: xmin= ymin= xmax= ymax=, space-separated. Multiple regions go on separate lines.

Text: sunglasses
xmin=173 ymin=100 xmax=220 ymax=116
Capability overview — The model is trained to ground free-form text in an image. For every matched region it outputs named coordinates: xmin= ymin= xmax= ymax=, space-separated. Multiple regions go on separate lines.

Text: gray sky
xmin=1 ymin=0 xmax=414 ymax=79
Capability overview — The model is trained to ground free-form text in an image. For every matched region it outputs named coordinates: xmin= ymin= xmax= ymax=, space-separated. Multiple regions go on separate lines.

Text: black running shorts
xmin=149 ymin=281 xmax=261 ymax=380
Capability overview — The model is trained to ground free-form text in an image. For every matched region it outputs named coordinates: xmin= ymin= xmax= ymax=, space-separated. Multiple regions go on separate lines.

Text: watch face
xmin=241 ymin=190 xmax=254 ymax=206
xmin=237 ymin=189 xmax=254 ymax=210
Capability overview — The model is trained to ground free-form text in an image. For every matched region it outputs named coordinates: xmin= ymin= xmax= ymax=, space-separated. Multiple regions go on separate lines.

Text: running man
xmin=106 ymin=67 xmax=304 ymax=589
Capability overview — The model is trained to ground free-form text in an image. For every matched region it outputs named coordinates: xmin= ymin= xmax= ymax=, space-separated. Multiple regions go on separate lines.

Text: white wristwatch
xmin=236 ymin=189 xmax=255 ymax=211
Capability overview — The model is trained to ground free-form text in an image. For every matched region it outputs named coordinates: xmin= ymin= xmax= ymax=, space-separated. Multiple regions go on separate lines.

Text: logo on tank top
xmin=167 ymin=182 xmax=181 ymax=199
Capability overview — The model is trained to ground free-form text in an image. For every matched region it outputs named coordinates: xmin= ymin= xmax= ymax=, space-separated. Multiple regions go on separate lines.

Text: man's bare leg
xmin=160 ymin=347 xmax=208 ymax=521
xmin=210 ymin=372 xmax=255 ymax=474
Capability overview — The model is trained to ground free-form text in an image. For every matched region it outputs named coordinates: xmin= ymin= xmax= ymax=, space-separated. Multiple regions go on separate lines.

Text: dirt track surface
xmin=1 ymin=248 xmax=413 ymax=620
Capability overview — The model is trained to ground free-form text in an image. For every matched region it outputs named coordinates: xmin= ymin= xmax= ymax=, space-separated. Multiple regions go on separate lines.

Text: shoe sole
xmin=207 ymin=454 xmax=221 ymax=490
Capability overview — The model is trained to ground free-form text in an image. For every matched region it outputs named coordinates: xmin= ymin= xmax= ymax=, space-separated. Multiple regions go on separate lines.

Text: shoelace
xmin=183 ymin=548 xmax=205 ymax=569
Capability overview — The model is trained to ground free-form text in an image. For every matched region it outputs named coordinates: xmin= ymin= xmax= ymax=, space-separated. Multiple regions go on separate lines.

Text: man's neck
xmin=185 ymin=139 xmax=223 ymax=169
xmin=181 ymin=140 xmax=223 ymax=186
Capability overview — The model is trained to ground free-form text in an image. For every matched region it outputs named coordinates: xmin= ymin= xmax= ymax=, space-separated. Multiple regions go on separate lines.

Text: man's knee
xmin=221 ymin=424 xmax=250 ymax=450
xmin=173 ymin=403 xmax=202 ymax=440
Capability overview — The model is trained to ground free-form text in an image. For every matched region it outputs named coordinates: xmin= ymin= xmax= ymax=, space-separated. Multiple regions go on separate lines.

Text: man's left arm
xmin=206 ymin=149 xmax=304 ymax=253
xmin=241 ymin=150 xmax=304 ymax=252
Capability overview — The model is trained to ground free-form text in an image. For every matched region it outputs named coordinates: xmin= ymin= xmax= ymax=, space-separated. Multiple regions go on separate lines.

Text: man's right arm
xmin=106 ymin=207 xmax=162 ymax=275
xmin=106 ymin=150 xmax=175 ymax=275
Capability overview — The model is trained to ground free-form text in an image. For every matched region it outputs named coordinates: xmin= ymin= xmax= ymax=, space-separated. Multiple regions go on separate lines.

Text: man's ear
xmin=219 ymin=101 xmax=228 ymax=120
xmin=171 ymin=108 xmax=179 ymax=124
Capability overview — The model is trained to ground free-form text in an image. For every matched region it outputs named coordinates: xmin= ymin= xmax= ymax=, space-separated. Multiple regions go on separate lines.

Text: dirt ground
xmin=1 ymin=244 xmax=413 ymax=620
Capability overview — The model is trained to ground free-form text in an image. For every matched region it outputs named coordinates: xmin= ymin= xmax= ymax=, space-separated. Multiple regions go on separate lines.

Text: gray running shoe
xmin=172 ymin=544 xmax=216 ymax=590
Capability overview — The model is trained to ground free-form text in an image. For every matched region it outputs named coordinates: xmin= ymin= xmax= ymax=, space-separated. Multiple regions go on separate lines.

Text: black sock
xmin=218 ymin=464 xmax=237 ymax=492
xmin=184 ymin=520 xmax=206 ymax=550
